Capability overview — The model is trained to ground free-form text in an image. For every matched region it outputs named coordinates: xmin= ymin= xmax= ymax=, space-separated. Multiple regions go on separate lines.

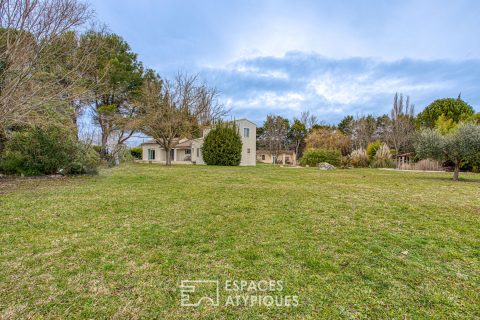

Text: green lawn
xmin=1 ymin=164 xmax=479 ymax=319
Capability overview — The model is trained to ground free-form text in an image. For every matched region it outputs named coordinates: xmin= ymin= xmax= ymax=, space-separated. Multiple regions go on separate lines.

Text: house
xmin=141 ymin=119 xmax=257 ymax=166
xmin=257 ymin=150 xmax=297 ymax=165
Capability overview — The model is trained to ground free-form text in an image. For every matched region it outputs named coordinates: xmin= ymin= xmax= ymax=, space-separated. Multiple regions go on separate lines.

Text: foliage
xmin=82 ymin=31 xmax=145 ymax=156
xmin=385 ymin=93 xmax=416 ymax=153
xmin=339 ymin=155 xmax=351 ymax=169
xmin=414 ymin=129 xmax=445 ymax=161
xmin=305 ymin=127 xmax=350 ymax=155
xmin=288 ymin=119 xmax=307 ymax=162
xmin=371 ymin=143 xmax=394 ymax=168
xmin=0 ymin=0 xmax=91 ymax=156
xmin=130 ymin=147 xmax=142 ymax=159
xmin=435 ymin=114 xmax=458 ymax=135
xmin=417 ymin=97 xmax=474 ymax=128
xmin=337 ymin=115 xmax=354 ymax=135
xmin=350 ymin=149 xmax=369 ymax=168
xmin=366 ymin=140 xmax=382 ymax=160
xmin=414 ymin=123 xmax=480 ymax=180
xmin=258 ymin=115 xmax=290 ymax=157
xmin=139 ymin=73 xmax=224 ymax=165
xmin=465 ymin=112 xmax=480 ymax=125
xmin=0 ymin=126 xmax=98 ymax=176
xmin=202 ymin=123 xmax=242 ymax=166
xmin=299 ymin=148 xmax=341 ymax=167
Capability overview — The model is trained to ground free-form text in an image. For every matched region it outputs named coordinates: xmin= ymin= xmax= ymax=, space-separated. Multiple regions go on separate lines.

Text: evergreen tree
xmin=202 ymin=123 xmax=242 ymax=166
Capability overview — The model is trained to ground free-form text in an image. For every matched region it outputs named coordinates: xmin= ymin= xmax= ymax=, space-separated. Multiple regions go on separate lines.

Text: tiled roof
xmin=175 ymin=140 xmax=192 ymax=148
xmin=141 ymin=138 xmax=192 ymax=148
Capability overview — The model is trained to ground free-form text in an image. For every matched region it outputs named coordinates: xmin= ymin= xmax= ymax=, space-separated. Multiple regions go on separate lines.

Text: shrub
xmin=413 ymin=159 xmax=443 ymax=171
xmin=366 ymin=140 xmax=382 ymax=160
xmin=305 ymin=127 xmax=350 ymax=155
xmin=371 ymin=143 xmax=394 ymax=168
xmin=350 ymin=149 xmax=369 ymax=168
xmin=202 ymin=123 xmax=242 ymax=166
xmin=414 ymin=123 xmax=480 ymax=180
xmin=0 ymin=126 xmax=99 ymax=176
xmin=130 ymin=147 xmax=142 ymax=159
xmin=339 ymin=156 xmax=351 ymax=169
xmin=300 ymin=148 xmax=341 ymax=167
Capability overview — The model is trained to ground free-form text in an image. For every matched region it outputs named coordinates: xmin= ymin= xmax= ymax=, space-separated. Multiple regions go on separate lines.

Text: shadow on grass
xmin=415 ymin=175 xmax=480 ymax=184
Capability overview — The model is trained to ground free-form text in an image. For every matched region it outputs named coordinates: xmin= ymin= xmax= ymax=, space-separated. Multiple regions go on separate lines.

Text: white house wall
xmin=236 ymin=119 xmax=256 ymax=166
xmin=191 ymin=139 xmax=205 ymax=165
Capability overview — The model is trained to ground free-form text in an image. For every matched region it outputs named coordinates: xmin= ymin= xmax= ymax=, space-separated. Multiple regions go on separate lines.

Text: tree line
xmin=0 ymin=0 xmax=225 ymax=174
xmin=258 ymin=93 xmax=480 ymax=180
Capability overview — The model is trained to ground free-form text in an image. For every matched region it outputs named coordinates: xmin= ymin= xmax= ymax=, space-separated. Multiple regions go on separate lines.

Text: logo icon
xmin=180 ymin=280 xmax=220 ymax=307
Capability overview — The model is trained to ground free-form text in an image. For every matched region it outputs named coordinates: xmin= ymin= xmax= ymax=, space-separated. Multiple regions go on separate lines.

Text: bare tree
xmin=300 ymin=110 xmax=318 ymax=131
xmin=349 ymin=115 xmax=377 ymax=150
xmin=386 ymin=92 xmax=415 ymax=154
xmin=261 ymin=115 xmax=289 ymax=164
xmin=196 ymin=84 xmax=229 ymax=126
xmin=0 ymin=0 xmax=92 ymax=154
xmin=140 ymin=72 xmax=225 ymax=165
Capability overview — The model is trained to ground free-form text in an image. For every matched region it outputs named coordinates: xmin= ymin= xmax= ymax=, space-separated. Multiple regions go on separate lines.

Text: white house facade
xmin=141 ymin=119 xmax=257 ymax=166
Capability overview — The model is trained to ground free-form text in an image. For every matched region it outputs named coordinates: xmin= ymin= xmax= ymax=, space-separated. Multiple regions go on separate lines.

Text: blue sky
xmin=89 ymin=0 xmax=480 ymax=125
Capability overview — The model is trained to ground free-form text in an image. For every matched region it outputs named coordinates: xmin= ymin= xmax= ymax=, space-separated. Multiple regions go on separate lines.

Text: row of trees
xmin=0 ymin=0 xmax=225 ymax=174
xmin=258 ymin=93 xmax=480 ymax=180
xmin=257 ymin=93 xmax=421 ymax=164
xmin=257 ymin=111 xmax=317 ymax=163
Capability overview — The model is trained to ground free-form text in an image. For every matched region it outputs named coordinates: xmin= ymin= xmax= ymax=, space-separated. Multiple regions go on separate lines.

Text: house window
xmin=148 ymin=149 xmax=155 ymax=160
xmin=244 ymin=128 xmax=250 ymax=138
xmin=247 ymin=148 xmax=251 ymax=153
xmin=185 ymin=149 xmax=191 ymax=155
xmin=197 ymin=148 xmax=199 ymax=157
xmin=262 ymin=155 xmax=265 ymax=160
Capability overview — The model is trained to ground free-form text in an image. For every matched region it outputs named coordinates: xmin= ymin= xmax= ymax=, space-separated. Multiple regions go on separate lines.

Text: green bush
xmin=366 ymin=140 xmax=382 ymax=160
xmin=130 ymin=147 xmax=142 ymax=159
xmin=202 ymin=123 xmax=242 ymax=166
xmin=300 ymin=148 xmax=341 ymax=167
xmin=0 ymin=126 xmax=99 ymax=176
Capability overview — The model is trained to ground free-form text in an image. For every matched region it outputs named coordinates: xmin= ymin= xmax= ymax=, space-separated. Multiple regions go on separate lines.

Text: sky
xmin=88 ymin=0 xmax=480 ymax=126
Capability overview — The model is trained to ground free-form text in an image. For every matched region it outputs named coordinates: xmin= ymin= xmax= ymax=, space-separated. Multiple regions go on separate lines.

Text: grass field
xmin=1 ymin=164 xmax=479 ymax=319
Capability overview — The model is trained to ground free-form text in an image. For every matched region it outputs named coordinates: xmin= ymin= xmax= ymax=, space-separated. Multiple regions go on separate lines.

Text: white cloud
xmin=230 ymin=65 xmax=289 ymax=80
xmin=226 ymin=92 xmax=306 ymax=110
xmin=200 ymin=52 xmax=480 ymax=125
xmin=309 ymin=73 xmax=449 ymax=105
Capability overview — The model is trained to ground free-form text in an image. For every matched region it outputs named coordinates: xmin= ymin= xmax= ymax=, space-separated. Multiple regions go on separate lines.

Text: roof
xmin=175 ymin=140 xmax=192 ymax=148
xmin=257 ymin=149 xmax=295 ymax=155
xmin=235 ymin=118 xmax=257 ymax=127
xmin=141 ymin=139 xmax=158 ymax=145
xmin=141 ymin=138 xmax=189 ymax=146
xmin=396 ymin=152 xmax=414 ymax=157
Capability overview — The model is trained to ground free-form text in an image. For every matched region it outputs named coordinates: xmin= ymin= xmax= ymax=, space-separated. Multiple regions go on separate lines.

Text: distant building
xmin=140 ymin=119 xmax=256 ymax=166
xmin=256 ymin=150 xmax=297 ymax=165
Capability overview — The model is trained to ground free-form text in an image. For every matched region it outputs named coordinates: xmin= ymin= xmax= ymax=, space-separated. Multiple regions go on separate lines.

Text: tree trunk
xmin=165 ymin=148 xmax=171 ymax=166
xmin=72 ymin=111 xmax=80 ymax=141
xmin=453 ymin=162 xmax=460 ymax=181
xmin=0 ymin=132 xmax=5 ymax=160
xmin=71 ymin=102 xmax=81 ymax=141
xmin=295 ymin=142 xmax=300 ymax=165
xmin=100 ymin=131 xmax=109 ymax=159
